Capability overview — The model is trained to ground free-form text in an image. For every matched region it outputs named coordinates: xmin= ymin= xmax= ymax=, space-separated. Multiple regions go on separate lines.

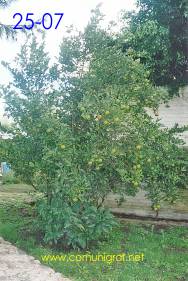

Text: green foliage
xmin=2 ymin=170 xmax=21 ymax=185
xmin=0 ymin=0 xmax=17 ymax=39
xmin=182 ymin=147 xmax=188 ymax=186
xmin=0 ymin=0 xmax=14 ymax=7
xmin=121 ymin=20 xmax=170 ymax=87
xmin=0 ymin=8 xmax=188 ymax=249
xmin=122 ymin=0 xmax=188 ymax=93
xmin=38 ymin=197 xmax=116 ymax=250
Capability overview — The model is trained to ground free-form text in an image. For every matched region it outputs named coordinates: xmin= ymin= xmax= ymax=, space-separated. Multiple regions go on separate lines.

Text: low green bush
xmin=37 ymin=196 xmax=117 ymax=250
xmin=2 ymin=171 xmax=21 ymax=185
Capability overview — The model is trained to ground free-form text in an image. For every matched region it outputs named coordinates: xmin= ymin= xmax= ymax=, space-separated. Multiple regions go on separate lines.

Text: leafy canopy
xmin=0 ymin=7 xmax=187 ymax=249
xmin=122 ymin=0 xmax=188 ymax=94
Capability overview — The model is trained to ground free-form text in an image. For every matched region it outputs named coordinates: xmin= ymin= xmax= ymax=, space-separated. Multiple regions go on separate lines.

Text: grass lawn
xmin=0 ymin=184 xmax=188 ymax=281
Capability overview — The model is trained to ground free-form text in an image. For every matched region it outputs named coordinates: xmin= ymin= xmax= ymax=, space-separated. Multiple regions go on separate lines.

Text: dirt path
xmin=0 ymin=237 xmax=71 ymax=281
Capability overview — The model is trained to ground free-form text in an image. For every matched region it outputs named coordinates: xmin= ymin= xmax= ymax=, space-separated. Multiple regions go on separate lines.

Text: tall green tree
xmin=0 ymin=34 xmax=58 ymax=186
xmin=0 ymin=0 xmax=16 ymax=38
xmin=1 ymin=8 xmax=187 ymax=249
xmin=122 ymin=0 xmax=188 ymax=94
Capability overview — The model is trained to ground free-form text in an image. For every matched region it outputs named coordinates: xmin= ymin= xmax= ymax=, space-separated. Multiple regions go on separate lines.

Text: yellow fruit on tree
xmin=153 ymin=204 xmax=160 ymax=211
xmin=136 ymin=145 xmax=142 ymax=150
xmin=114 ymin=117 xmax=120 ymax=122
xmin=104 ymin=120 xmax=110 ymax=125
xmin=111 ymin=148 xmax=117 ymax=154
xmin=85 ymin=114 xmax=91 ymax=120
xmin=96 ymin=115 xmax=102 ymax=121
xmin=105 ymin=111 xmax=110 ymax=115
xmin=120 ymin=104 xmax=126 ymax=109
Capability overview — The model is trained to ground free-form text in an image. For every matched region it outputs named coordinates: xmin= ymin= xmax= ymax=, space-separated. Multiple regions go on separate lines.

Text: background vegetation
xmin=122 ymin=0 xmax=188 ymax=94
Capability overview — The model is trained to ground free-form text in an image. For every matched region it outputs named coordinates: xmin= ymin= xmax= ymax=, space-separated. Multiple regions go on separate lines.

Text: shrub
xmin=37 ymin=196 xmax=117 ymax=250
xmin=2 ymin=171 xmax=21 ymax=185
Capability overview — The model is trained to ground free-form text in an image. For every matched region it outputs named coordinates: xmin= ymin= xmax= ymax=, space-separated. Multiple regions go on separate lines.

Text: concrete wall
xmin=148 ymin=86 xmax=188 ymax=146
xmin=105 ymin=190 xmax=188 ymax=221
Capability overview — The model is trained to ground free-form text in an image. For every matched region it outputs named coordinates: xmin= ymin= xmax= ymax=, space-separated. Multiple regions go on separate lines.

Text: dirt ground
xmin=0 ymin=237 xmax=71 ymax=281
